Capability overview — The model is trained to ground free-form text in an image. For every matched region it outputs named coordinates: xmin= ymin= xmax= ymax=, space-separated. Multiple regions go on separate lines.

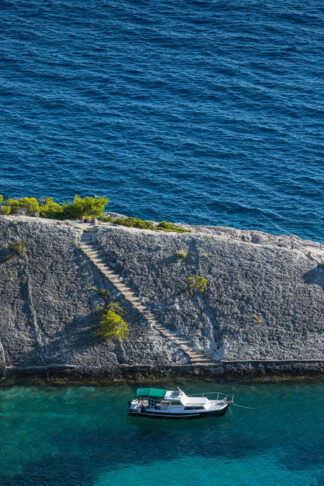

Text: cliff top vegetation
xmin=0 ymin=195 xmax=191 ymax=233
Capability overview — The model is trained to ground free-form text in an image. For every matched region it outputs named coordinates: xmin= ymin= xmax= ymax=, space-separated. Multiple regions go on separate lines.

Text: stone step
xmin=107 ymin=275 xmax=121 ymax=282
xmin=192 ymin=362 xmax=216 ymax=367
xmin=89 ymin=255 xmax=102 ymax=260
xmin=91 ymin=259 xmax=105 ymax=266
xmin=161 ymin=332 xmax=173 ymax=338
xmin=95 ymin=263 xmax=106 ymax=269
xmin=190 ymin=357 xmax=212 ymax=362
xmin=131 ymin=301 xmax=143 ymax=307
xmin=80 ymin=236 xmax=216 ymax=366
xmin=125 ymin=293 xmax=139 ymax=300
xmin=187 ymin=353 xmax=206 ymax=359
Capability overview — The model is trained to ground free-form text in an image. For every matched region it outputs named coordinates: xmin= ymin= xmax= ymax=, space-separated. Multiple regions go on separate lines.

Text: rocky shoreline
xmin=2 ymin=360 xmax=323 ymax=387
xmin=0 ymin=215 xmax=323 ymax=383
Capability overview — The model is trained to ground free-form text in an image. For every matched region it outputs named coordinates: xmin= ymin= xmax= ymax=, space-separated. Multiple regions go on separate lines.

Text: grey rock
xmin=0 ymin=215 xmax=323 ymax=382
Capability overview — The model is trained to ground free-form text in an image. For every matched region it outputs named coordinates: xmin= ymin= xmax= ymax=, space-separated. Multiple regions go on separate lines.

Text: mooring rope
xmin=231 ymin=403 xmax=256 ymax=410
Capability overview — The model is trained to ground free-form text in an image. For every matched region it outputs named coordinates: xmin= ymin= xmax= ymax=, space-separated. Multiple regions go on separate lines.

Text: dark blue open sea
xmin=0 ymin=0 xmax=323 ymax=240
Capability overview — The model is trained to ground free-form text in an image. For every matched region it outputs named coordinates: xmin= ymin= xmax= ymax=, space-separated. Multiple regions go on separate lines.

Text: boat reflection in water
xmin=127 ymin=387 xmax=233 ymax=419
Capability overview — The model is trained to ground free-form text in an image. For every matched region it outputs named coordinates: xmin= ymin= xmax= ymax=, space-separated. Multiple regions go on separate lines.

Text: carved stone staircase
xmin=79 ymin=231 xmax=217 ymax=367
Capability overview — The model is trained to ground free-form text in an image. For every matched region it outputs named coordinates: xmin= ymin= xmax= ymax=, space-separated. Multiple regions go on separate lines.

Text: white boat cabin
xmin=128 ymin=387 xmax=232 ymax=419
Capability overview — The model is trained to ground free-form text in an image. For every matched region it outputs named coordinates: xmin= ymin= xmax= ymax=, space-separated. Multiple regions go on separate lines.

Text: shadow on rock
xmin=303 ymin=265 xmax=324 ymax=290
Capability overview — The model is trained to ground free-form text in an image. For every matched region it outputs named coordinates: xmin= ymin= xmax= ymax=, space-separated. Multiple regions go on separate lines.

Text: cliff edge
xmin=0 ymin=215 xmax=323 ymax=382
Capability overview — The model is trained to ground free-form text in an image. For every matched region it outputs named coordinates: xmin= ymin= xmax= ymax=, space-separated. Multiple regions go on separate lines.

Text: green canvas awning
xmin=136 ymin=388 xmax=167 ymax=398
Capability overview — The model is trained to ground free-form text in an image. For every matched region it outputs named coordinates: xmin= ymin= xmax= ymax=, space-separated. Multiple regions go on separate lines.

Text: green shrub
xmin=62 ymin=195 xmax=108 ymax=218
xmin=1 ymin=194 xmax=192 ymax=234
xmin=0 ymin=206 xmax=10 ymax=215
xmin=177 ymin=250 xmax=187 ymax=259
xmin=39 ymin=198 xmax=64 ymax=219
xmin=98 ymin=215 xmax=114 ymax=223
xmin=5 ymin=197 xmax=39 ymax=214
xmin=9 ymin=239 xmax=26 ymax=256
xmin=93 ymin=308 xmax=129 ymax=340
xmin=109 ymin=301 xmax=126 ymax=318
xmin=108 ymin=217 xmax=191 ymax=233
xmin=114 ymin=217 xmax=155 ymax=230
xmin=4 ymin=198 xmax=20 ymax=213
xmin=91 ymin=289 xmax=128 ymax=340
xmin=157 ymin=221 xmax=191 ymax=233
xmin=188 ymin=276 xmax=208 ymax=293
xmin=1 ymin=195 xmax=109 ymax=220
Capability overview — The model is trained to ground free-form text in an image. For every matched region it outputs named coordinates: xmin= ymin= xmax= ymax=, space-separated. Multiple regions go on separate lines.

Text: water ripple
xmin=0 ymin=0 xmax=323 ymax=241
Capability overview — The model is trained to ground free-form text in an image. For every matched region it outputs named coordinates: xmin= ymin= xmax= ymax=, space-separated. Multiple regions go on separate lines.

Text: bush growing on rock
xmin=92 ymin=289 xmax=129 ymax=340
xmin=102 ymin=215 xmax=192 ymax=233
xmin=93 ymin=308 xmax=129 ymax=340
xmin=98 ymin=215 xmax=114 ymax=223
xmin=188 ymin=276 xmax=208 ymax=293
xmin=157 ymin=221 xmax=190 ymax=233
xmin=9 ymin=239 xmax=26 ymax=256
xmin=0 ymin=195 xmax=109 ymax=219
xmin=0 ymin=194 xmax=9 ymax=214
xmin=5 ymin=197 xmax=40 ymax=214
xmin=62 ymin=195 xmax=108 ymax=219
xmin=0 ymin=194 xmax=191 ymax=234
xmin=177 ymin=250 xmax=187 ymax=259
xmin=0 ymin=206 xmax=10 ymax=215
xmin=39 ymin=198 xmax=64 ymax=219
xmin=113 ymin=217 xmax=155 ymax=230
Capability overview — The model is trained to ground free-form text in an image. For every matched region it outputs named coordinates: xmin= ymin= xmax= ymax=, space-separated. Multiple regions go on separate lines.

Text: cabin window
xmin=171 ymin=400 xmax=181 ymax=405
xmin=184 ymin=406 xmax=204 ymax=410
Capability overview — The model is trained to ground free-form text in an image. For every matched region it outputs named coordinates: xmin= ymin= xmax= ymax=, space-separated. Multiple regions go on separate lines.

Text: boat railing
xmin=188 ymin=392 xmax=234 ymax=403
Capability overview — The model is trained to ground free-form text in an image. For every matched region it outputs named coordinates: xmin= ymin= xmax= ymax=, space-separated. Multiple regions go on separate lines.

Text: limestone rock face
xmin=0 ymin=215 xmax=323 ymax=378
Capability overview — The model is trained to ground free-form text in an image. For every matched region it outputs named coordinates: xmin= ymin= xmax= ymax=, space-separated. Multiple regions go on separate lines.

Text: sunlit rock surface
xmin=0 ymin=215 xmax=323 ymax=380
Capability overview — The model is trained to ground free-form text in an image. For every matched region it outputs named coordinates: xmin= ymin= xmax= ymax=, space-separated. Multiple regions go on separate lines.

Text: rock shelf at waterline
xmin=0 ymin=214 xmax=323 ymax=383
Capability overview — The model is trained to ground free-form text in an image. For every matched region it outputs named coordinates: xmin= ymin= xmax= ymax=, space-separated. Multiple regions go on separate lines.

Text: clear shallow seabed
xmin=0 ymin=382 xmax=323 ymax=485
xmin=0 ymin=0 xmax=323 ymax=241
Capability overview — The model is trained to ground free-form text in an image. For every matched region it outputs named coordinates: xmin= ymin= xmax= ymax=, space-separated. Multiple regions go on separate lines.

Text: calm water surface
xmin=0 ymin=382 xmax=323 ymax=485
xmin=0 ymin=0 xmax=323 ymax=241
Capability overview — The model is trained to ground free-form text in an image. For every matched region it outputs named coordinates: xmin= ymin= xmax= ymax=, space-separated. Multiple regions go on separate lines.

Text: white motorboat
xmin=127 ymin=387 xmax=233 ymax=419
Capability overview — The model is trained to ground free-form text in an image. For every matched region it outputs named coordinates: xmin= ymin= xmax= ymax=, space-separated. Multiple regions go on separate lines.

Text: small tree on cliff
xmin=92 ymin=289 xmax=129 ymax=340
xmin=93 ymin=308 xmax=129 ymax=340
xmin=4 ymin=197 xmax=40 ymax=214
xmin=63 ymin=195 xmax=108 ymax=218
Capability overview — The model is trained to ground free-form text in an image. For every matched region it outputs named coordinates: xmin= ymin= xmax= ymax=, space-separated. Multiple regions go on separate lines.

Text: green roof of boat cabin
xmin=136 ymin=388 xmax=167 ymax=398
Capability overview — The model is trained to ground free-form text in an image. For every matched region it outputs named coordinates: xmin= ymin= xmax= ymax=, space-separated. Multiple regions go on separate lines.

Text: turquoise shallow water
xmin=0 ymin=382 xmax=323 ymax=485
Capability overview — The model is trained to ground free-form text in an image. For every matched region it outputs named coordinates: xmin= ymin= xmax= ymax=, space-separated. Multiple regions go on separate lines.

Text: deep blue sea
xmin=0 ymin=0 xmax=323 ymax=241
xmin=0 ymin=383 xmax=323 ymax=486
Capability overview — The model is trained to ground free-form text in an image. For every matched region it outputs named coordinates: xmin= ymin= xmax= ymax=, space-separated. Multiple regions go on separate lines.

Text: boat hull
xmin=128 ymin=404 xmax=229 ymax=419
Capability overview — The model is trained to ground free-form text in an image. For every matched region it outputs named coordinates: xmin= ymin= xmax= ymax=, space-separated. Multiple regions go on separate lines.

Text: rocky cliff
xmin=0 ymin=215 xmax=323 ymax=382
